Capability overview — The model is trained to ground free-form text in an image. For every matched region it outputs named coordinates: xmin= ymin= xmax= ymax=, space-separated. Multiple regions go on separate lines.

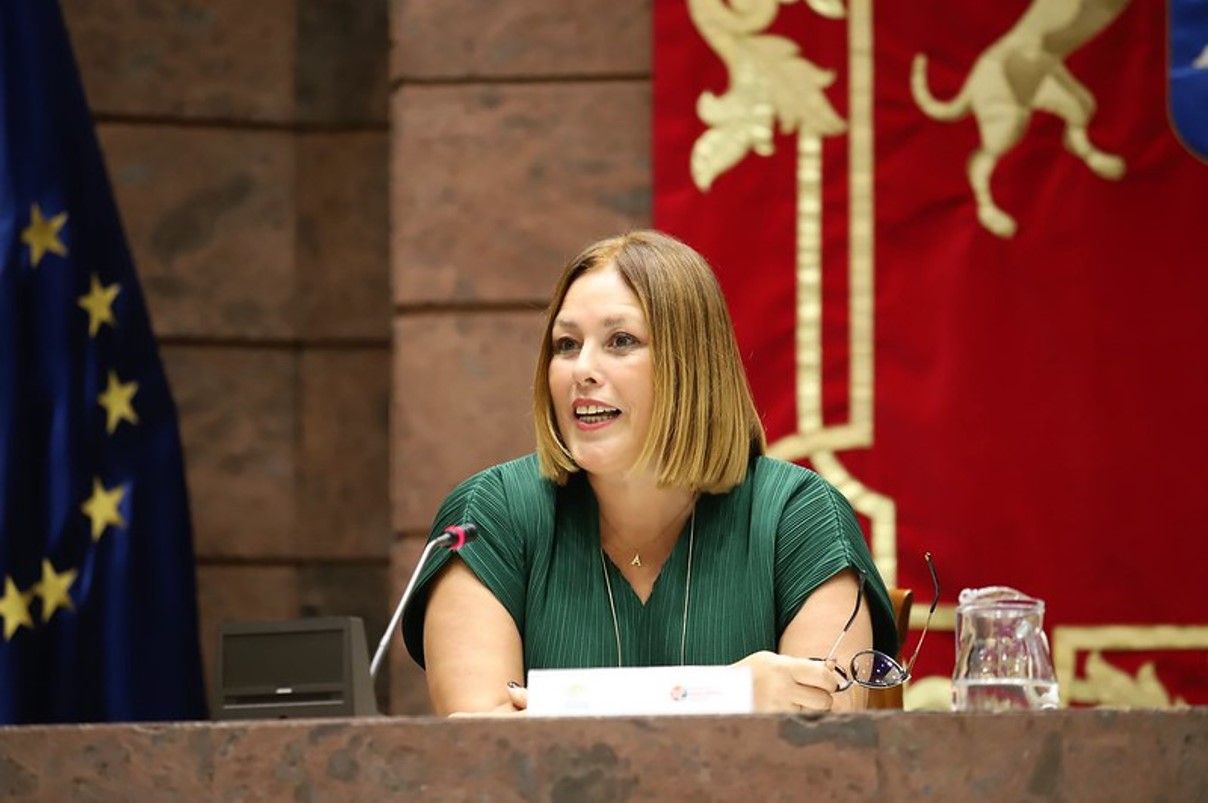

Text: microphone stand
xmin=370 ymin=539 xmax=443 ymax=678
xmin=370 ymin=524 xmax=476 ymax=679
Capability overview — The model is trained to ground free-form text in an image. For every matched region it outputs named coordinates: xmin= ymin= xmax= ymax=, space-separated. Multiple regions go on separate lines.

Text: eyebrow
xmin=552 ymin=315 xmax=635 ymax=331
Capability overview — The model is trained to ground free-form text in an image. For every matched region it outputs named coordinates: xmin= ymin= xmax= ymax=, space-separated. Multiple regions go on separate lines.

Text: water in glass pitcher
xmin=952 ymin=677 xmax=1060 ymax=712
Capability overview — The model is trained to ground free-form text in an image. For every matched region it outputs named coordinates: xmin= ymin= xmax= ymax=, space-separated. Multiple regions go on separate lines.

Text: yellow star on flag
xmin=98 ymin=370 xmax=139 ymax=434
xmin=20 ymin=203 xmax=69 ymax=267
xmin=77 ymin=274 xmax=121 ymax=337
xmin=81 ymin=477 xmax=126 ymax=541
xmin=35 ymin=559 xmax=77 ymax=623
xmin=0 ymin=577 xmax=34 ymax=641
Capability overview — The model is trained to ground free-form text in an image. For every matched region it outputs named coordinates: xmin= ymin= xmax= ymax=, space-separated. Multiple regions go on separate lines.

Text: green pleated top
xmin=403 ymin=453 xmax=897 ymax=670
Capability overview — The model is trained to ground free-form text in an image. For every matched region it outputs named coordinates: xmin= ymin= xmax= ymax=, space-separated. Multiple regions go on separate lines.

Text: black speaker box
xmin=215 ymin=616 xmax=377 ymax=720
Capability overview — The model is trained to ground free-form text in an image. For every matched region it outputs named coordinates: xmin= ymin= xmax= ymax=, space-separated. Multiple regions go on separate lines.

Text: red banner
xmin=655 ymin=0 xmax=1208 ymax=706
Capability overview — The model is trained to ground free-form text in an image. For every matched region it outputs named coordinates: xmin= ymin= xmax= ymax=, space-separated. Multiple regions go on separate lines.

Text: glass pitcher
xmin=952 ymin=586 xmax=1060 ymax=711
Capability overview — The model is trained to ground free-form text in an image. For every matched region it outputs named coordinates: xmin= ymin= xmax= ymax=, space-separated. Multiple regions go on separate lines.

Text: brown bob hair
xmin=533 ymin=230 xmax=766 ymax=493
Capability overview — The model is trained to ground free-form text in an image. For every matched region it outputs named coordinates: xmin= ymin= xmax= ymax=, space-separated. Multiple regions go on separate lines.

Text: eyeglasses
xmin=815 ymin=553 xmax=940 ymax=691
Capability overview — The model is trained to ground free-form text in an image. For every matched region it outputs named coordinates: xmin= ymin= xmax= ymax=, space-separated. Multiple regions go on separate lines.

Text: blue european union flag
xmin=1171 ymin=0 xmax=1208 ymax=160
xmin=0 ymin=1 xmax=205 ymax=722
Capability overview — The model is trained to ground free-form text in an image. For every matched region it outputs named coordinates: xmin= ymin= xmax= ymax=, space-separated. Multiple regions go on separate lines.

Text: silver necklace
xmin=599 ymin=510 xmax=695 ymax=667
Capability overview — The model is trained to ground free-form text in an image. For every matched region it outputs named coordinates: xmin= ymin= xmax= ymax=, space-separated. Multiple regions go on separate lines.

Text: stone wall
xmin=387 ymin=0 xmax=653 ymax=711
xmin=61 ymin=0 xmax=392 ymax=710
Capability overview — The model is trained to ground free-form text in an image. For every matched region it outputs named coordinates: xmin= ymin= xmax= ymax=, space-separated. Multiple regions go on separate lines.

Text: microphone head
xmin=440 ymin=523 xmax=478 ymax=551
xmin=459 ymin=523 xmax=479 ymax=544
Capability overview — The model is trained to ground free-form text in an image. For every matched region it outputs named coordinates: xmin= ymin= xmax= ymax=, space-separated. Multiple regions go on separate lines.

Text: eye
xmin=609 ymin=332 xmax=640 ymax=350
xmin=552 ymin=335 xmax=579 ymax=355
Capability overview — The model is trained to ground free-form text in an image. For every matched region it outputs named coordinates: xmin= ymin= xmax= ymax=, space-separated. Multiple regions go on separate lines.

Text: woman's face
xmin=548 ymin=264 xmax=655 ymax=481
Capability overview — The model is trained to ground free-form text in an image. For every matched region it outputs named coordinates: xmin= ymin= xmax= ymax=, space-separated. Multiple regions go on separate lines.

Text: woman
xmin=402 ymin=231 xmax=897 ymax=714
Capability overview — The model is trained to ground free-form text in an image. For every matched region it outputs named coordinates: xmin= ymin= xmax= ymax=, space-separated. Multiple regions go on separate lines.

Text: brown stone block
xmin=99 ymin=124 xmax=295 ymax=339
xmin=296 ymin=132 xmax=391 ymax=340
xmin=388 ymin=535 xmax=433 ymax=715
xmin=163 ymin=346 xmax=296 ymax=558
xmin=391 ymin=82 xmax=651 ymax=304
xmin=298 ymin=348 xmax=391 ymax=559
xmin=391 ymin=311 xmax=545 ymax=531
xmin=195 ymin=565 xmax=300 ymax=704
xmin=62 ymin=0 xmax=297 ymax=122
xmin=297 ymin=0 xmax=389 ymax=125
xmin=296 ymin=564 xmax=389 ymax=637
xmin=390 ymin=0 xmax=651 ymax=80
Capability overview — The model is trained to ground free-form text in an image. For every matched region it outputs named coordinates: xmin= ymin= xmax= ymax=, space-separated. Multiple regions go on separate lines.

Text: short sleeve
xmin=772 ymin=472 xmax=899 ymax=656
xmin=401 ymin=460 xmax=532 ymax=668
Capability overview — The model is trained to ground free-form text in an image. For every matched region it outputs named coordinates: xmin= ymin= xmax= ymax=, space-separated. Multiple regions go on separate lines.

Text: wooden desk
xmin=0 ymin=709 xmax=1204 ymax=800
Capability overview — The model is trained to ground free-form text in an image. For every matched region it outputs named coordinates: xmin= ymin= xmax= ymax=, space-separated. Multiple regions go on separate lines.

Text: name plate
xmin=527 ymin=665 xmax=753 ymax=717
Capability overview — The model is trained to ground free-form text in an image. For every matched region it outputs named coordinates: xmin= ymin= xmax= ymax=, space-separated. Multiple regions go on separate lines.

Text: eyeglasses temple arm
xmin=823 ymin=572 xmax=866 ymax=662
xmin=904 ymin=552 xmax=941 ymax=675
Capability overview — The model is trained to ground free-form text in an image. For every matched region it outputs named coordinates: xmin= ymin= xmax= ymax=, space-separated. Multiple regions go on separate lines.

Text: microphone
xmin=430 ymin=523 xmax=478 ymax=551
xmin=369 ymin=523 xmax=478 ymax=678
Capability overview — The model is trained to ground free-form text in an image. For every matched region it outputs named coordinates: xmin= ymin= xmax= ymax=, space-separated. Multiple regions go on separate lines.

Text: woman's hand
xmin=505 ymin=682 xmax=528 ymax=712
xmin=735 ymin=650 xmax=845 ymax=712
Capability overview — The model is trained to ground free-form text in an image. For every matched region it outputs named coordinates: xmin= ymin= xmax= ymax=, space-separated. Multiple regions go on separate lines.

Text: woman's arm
xmin=422 ymin=559 xmax=525 ymax=715
xmin=732 ymin=570 xmax=871 ymax=713
xmin=729 ymin=569 xmax=874 ymax=714
xmin=777 ymin=569 xmax=871 ymax=711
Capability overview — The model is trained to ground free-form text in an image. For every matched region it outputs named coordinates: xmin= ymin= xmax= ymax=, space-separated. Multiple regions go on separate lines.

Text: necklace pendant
xmin=630 ymin=553 xmax=642 ymax=567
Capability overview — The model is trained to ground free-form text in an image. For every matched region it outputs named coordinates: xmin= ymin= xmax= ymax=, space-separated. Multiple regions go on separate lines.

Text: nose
xmin=571 ymin=342 xmax=601 ymax=386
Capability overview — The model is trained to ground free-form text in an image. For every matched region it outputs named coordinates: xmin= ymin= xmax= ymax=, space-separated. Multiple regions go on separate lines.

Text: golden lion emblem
xmin=911 ymin=0 xmax=1131 ymax=238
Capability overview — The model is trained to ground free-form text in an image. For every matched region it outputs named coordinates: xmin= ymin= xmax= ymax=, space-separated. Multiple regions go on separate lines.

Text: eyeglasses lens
xmin=852 ymin=650 xmax=906 ymax=687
